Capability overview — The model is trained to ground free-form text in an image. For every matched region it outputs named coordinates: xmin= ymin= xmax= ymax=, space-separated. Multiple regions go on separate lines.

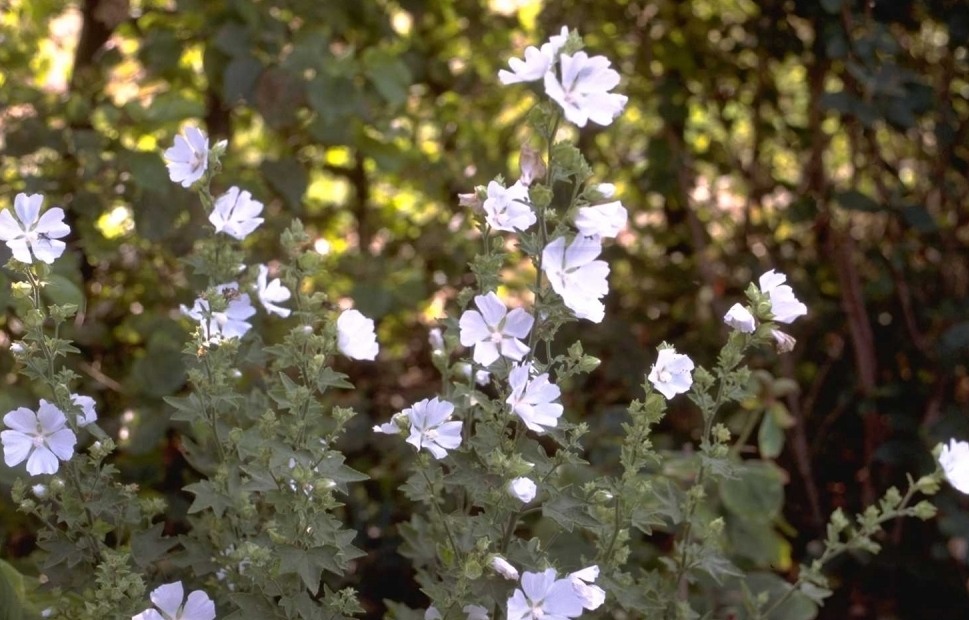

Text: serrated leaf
xmin=130 ymin=523 xmax=179 ymax=568
xmin=184 ymin=480 xmax=232 ymax=517
xmin=543 ymin=493 xmax=600 ymax=531
xmin=278 ymin=546 xmax=342 ymax=595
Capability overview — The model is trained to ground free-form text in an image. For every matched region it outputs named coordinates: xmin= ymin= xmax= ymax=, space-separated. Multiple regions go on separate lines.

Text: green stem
xmin=420 ymin=467 xmax=462 ymax=564
xmin=760 ymin=485 xmax=919 ymax=618
xmin=729 ymin=407 xmax=764 ymax=459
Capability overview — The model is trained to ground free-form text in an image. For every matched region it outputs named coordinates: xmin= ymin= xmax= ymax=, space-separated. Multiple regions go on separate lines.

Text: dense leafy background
xmin=1 ymin=0 xmax=969 ymax=618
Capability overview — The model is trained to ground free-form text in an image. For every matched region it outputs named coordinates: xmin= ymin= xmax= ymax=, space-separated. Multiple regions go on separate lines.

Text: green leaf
xmin=745 ymin=572 xmax=819 ymax=620
xmin=223 ymin=55 xmax=262 ymax=104
xmin=835 ymin=190 xmax=882 ymax=213
xmin=43 ymin=274 xmax=84 ymax=309
xmin=261 ymin=158 xmax=308 ymax=212
xmin=363 ymin=48 xmax=411 ymax=107
xmin=184 ymin=480 xmax=233 ymax=517
xmin=543 ymin=492 xmax=600 ymax=531
xmin=758 ymin=409 xmax=785 ymax=459
xmin=278 ymin=546 xmax=343 ymax=595
xmin=720 ymin=462 xmax=785 ymax=521
xmin=130 ymin=523 xmax=179 ymax=568
xmin=0 ymin=560 xmax=25 ymax=620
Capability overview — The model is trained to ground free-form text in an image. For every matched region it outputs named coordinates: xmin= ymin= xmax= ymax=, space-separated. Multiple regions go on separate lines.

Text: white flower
xmin=568 ymin=566 xmax=605 ymax=610
xmin=210 ymin=186 xmax=264 ymax=240
xmin=373 ymin=412 xmax=407 ymax=435
xmin=723 ymin=303 xmax=756 ymax=334
xmin=758 ymin=270 xmax=807 ymax=324
xmin=0 ymin=193 xmax=70 ymax=264
xmin=575 ymin=201 xmax=627 ymax=238
xmin=940 ymin=439 xmax=969 ymax=494
xmin=1 ymin=401 xmax=76 ymax=476
xmin=405 ymin=397 xmax=463 ymax=459
xmin=132 ymin=581 xmax=215 ymax=620
xmin=31 ymin=484 xmax=47 ymax=498
xmin=491 ymin=556 xmax=520 ymax=580
xmin=507 ymin=363 xmax=563 ymax=433
xmin=336 ymin=309 xmax=379 ymax=360
xmin=459 ymin=292 xmax=534 ymax=366
xmin=507 ymin=569 xmax=584 ymax=620
xmin=509 ymin=477 xmax=537 ymax=503
xmin=255 ymin=264 xmax=291 ymax=317
xmin=180 ymin=282 xmax=256 ymax=344
xmin=499 ymin=46 xmax=554 ymax=84
xmin=590 ymin=183 xmax=616 ymax=199
xmin=542 ymin=236 xmax=610 ymax=323
xmin=428 ymin=328 xmax=445 ymax=353
xmin=771 ymin=329 xmax=797 ymax=353
xmin=425 ymin=607 xmax=442 ymax=620
xmin=464 ymin=605 xmax=489 ymax=620
xmin=498 ymin=26 xmax=569 ymax=85
xmin=544 ymin=52 xmax=628 ymax=128
xmin=457 ymin=363 xmax=492 ymax=386
xmin=483 ymin=181 xmax=535 ymax=232
xmin=163 ymin=127 xmax=209 ymax=188
xmin=648 ymin=348 xmax=695 ymax=400
xmin=71 ymin=394 xmax=97 ymax=428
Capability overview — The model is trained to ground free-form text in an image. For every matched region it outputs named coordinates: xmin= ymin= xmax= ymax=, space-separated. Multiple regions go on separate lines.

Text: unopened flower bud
xmin=914 ymin=474 xmax=941 ymax=495
xmin=592 ymin=183 xmax=616 ymax=199
xmin=31 ymin=484 xmax=47 ymax=499
xmin=709 ymin=517 xmax=725 ymax=535
xmin=830 ymin=507 xmax=849 ymax=532
xmin=458 ymin=192 xmax=482 ymax=210
xmin=19 ymin=499 xmax=36 ymax=512
xmin=912 ymin=500 xmax=938 ymax=521
xmin=10 ymin=342 xmax=24 ymax=354
xmin=50 ymin=477 xmax=65 ymax=492
xmin=518 ymin=145 xmax=547 ymax=186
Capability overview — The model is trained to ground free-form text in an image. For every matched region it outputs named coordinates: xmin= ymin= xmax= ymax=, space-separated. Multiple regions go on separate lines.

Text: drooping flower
xmin=544 ymin=52 xmax=628 ymax=128
xmin=336 ymin=309 xmax=379 ymax=360
xmin=483 ymin=181 xmax=535 ymax=232
xmin=132 ymin=581 xmax=216 ymax=620
xmin=648 ymin=347 xmax=695 ymax=400
xmin=568 ymin=566 xmax=605 ymax=610
xmin=459 ymin=292 xmax=534 ymax=366
xmin=405 ymin=397 xmax=463 ymax=459
xmin=758 ymin=270 xmax=807 ymax=324
xmin=542 ymin=236 xmax=610 ymax=323
xmin=209 ymin=186 xmax=264 ymax=240
xmin=373 ymin=411 xmax=407 ymax=435
xmin=163 ymin=127 xmax=209 ymax=188
xmin=723 ymin=303 xmax=756 ymax=334
xmin=180 ymin=282 xmax=256 ymax=344
xmin=770 ymin=329 xmax=797 ymax=353
xmin=0 ymin=193 xmax=70 ymax=264
xmin=71 ymin=394 xmax=98 ymax=428
xmin=507 ymin=363 xmax=563 ymax=433
xmin=464 ymin=605 xmax=489 ymax=620
xmin=509 ymin=477 xmax=537 ymax=503
xmin=1 ymin=400 xmax=76 ymax=476
xmin=498 ymin=26 xmax=570 ymax=85
xmin=575 ymin=201 xmax=627 ymax=238
xmin=491 ymin=556 xmax=520 ymax=580
xmin=255 ymin=264 xmax=291 ymax=318
xmin=940 ymin=439 xmax=969 ymax=494
xmin=507 ymin=569 xmax=584 ymax=620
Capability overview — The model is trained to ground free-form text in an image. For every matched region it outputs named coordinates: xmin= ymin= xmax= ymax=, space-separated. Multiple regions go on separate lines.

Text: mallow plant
xmin=0 ymin=25 xmax=966 ymax=620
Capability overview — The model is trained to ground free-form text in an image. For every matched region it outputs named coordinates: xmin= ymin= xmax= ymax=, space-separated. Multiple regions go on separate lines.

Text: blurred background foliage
xmin=1 ymin=0 xmax=969 ymax=618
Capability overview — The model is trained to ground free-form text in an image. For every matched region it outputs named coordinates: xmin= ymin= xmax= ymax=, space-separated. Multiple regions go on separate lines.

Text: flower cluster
xmin=499 ymin=27 xmax=628 ymax=128
xmin=165 ymin=128 xmax=380 ymax=360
